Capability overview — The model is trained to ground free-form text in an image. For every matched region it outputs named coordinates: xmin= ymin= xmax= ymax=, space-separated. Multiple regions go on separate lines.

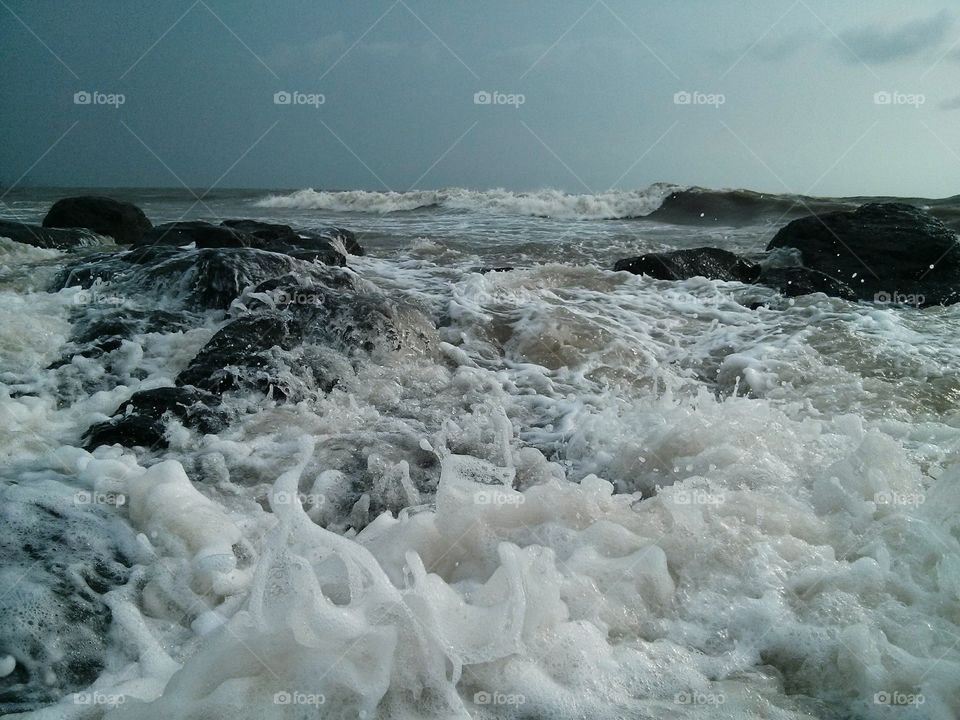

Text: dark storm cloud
xmin=838 ymin=10 xmax=952 ymax=64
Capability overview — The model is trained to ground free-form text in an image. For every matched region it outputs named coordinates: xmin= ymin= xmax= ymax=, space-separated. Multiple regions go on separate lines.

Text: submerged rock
xmin=614 ymin=247 xmax=760 ymax=282
xmin=221 ymin=219 xmax=364 ymax=257
xmin=53 ymin=246 xmax=332 ymax=311
xmin=0 ymin=479 xmax=141 ymax=713
xmin=176 ymin=273 xmax=403 ymax=401
xmin=0 ymin=220 xmax=102 ymax=249
xmin=767 ymin=203 xmax=960 ymax=305
xmin=42 ymin=196 xmax=152 ymax=245
xmin=139 ymin=221 xmax=253 ymax=248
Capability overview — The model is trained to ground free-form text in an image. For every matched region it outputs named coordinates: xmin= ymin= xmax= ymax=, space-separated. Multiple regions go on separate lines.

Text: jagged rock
xmin=614 ymin=247 xmax=760 ymax=282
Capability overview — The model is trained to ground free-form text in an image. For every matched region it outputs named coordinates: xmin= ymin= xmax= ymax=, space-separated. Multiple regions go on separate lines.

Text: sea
xmin=1 ymin=185 xmax=959 ymax=719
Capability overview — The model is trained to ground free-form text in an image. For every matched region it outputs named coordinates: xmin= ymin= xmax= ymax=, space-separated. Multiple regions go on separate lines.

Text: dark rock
xmin=176 ymin=274 xmax=408 ymax=403
xmin=139 ymin=221 xmax=253 ymax=248
xmin=767 ymin=203 xmax=960 ymax=305
xmin=83 ymin=386 xmax=227 ymax=450
xmin=221 ymin=219 xmax=363 ymax=258
xmin=220 ymin=219 xmax=300 ymax=243
xmin=176 ymin=313 xmax=311 ymax=397
xmin=0 ymin=220 xmax=102 ymax=249
xmin=42 ymin=196 xmax=152 ymax=244
xmin=476 ymin=266 xmax=515 ymax=274
xmin=756 ymin=267 xmax=858 ymax=300
xmin=53 ymin=247 xmax=317 ymax=311
xmin=83 ymin=414 xmax=167 ymax=450
xmin=614 ymin=247 xmax=760 ymax=282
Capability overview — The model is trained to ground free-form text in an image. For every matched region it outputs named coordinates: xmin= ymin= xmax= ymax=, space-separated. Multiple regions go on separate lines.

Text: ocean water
xmin=1 ymin=186 xmax=959 ymax=719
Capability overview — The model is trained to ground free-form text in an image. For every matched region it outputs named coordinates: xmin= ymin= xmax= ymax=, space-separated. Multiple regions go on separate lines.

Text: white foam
xmin=254 ymin=184 xmax=679 ymax=219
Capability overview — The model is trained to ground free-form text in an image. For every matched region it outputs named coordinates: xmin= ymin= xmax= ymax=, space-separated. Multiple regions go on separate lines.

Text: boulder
xmin=756 ymin=267 xmax=857 ymax=300
xmin=614 ymin=247 xmax=760 ymax=282
xmin=139 ymin=221 xmax=253 ymax=248
xmin=0 ymin=220 xmax=102 ymax=249
xmin=767 ymin=203 xmax=960 ymax=305
xmin=42 ymin=196 xmax=152 ymax=244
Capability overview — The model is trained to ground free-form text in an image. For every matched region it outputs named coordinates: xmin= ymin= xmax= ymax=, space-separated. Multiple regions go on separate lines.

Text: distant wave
xmin=254 ymin=185 xmax=679 ymax=220
xmin=255 ymin=185 xmax=960 ymax=227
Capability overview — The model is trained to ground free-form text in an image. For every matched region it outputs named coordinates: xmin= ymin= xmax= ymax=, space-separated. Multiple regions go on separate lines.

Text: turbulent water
xmin=2 ymin=185 xmax=960 ymax=719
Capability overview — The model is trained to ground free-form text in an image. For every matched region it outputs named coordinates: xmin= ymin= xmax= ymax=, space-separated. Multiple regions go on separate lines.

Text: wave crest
xmin=254 ymin=185 xmax=680 ymax=220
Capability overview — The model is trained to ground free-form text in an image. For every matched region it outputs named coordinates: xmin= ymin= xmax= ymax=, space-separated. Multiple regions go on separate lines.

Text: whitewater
xmin=2 ymin=185 xmax=959 ymax=720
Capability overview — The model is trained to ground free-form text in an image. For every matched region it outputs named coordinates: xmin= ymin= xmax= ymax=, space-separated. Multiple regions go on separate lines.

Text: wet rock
xmin=0 ymin=220 xmax=102 ymax=249
xmin=139 ymin=221 xmax=253 ymax=248
xmin=221 ymin=219 xmax=363 ymax=258
xmin=176 ymin=274 xmax=409 ymax=403
xmin=83 ymin=385 xmax=227 ymax=450
xmin=83 ymin=414 xmax=167 ymax=450
xmin=42 ymin=196 xmax=152 ymax=244
xmin=53 ymin=247 xmax=314 ymax=311
xmin=767 ymin=203 xmax=960 ymax=305
xmin=614 ymin=247 xmax=761 ymax=282
xmin=756 ymin=267 xmax=858 ymax=300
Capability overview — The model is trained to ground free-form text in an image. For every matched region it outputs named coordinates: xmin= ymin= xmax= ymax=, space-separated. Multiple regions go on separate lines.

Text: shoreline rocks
xmin=615 ymin=203 xmax=960 ymax=306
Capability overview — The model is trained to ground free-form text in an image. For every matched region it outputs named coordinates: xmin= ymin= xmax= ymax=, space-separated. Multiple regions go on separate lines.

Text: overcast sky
xmin=2 ymin=0 xmax=960 ymax=197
